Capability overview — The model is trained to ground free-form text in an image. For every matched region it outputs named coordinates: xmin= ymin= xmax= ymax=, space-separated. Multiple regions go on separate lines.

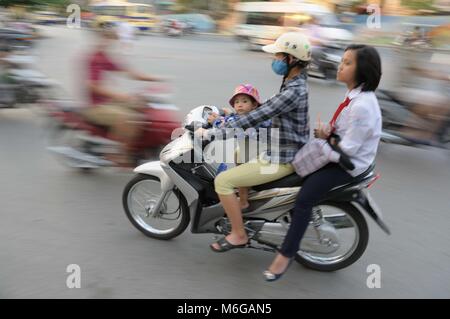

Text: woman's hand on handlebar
xmin=222 ymin=108 xmax=232 ymax=116
xmin=207 ymin=112 xmax=220 ymax=124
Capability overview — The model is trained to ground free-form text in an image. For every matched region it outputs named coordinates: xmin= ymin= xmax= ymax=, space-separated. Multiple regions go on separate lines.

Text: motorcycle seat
xmin=252 ymin=173 xmax=303 ymax=191
xmin=327 ymin=164 xmax=375 ymax=193
xmin=252 ymin=164 xmax=375 ymax=192
xmin=60 ymin=105 xmax=110 ymax=134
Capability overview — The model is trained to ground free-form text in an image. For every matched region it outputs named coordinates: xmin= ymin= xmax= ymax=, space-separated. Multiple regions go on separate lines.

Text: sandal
xmin=210 ymin=237 xmax=248 ymax=253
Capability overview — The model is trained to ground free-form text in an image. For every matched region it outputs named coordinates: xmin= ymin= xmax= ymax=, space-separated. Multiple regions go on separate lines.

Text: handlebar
xmin=184 ymin=122 xmax=210 ymax=133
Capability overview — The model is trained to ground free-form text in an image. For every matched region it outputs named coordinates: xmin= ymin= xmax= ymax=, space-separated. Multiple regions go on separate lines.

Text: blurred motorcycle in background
xmin=307 ymin=25 xmax=352 ymax=82
xmin=162 ymin=19 xmax=184 ymax=37
xmin=392 ymin=24 xmax=433 ymax=50
xmin=378 ymin=50 xmax=450 ymax=151
xmin=0 ymin=43 xmax=53 ymax=108
xmin=308 ymin=42 xmax=344 ymax=81
xmin=377 ymin=89 xmax=450 ymax=150
xmin=44 ymin=84 xmax=181 ymax=171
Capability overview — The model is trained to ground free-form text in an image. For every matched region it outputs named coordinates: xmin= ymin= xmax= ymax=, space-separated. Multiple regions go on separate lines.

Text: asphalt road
xmin=0 ymin=26 xmax=449 ymax=298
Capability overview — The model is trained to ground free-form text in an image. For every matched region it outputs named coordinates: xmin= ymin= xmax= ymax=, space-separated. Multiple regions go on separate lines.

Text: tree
xmin=175 ymin=0 xmax=230 ymax=19
xmin=1 ymin=0 xmax=34 ymax=6
xmin=401 ymin=0 xmax=435 ymax=11
xmin=1 ymin=0 xmax=71 ymax=9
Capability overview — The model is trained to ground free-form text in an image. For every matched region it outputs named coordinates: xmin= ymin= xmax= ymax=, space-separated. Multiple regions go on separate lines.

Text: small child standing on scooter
xmin=208 ymin=84 xmax=271 ymax=210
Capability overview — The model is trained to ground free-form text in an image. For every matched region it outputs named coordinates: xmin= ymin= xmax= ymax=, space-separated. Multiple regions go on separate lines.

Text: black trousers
xmin=279 ymin=163 xmax=353 ymax=258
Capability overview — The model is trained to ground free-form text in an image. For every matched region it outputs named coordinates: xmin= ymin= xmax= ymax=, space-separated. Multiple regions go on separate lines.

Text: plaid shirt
xmin=208 ymin=72 xmax=310 ymax=163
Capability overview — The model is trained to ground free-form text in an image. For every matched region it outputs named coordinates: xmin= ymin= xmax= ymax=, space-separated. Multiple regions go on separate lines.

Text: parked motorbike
xmin=122 ymin=105 xmax=390 ymax=272
xmin=45 ymin=85 xmax=181 ymax=171
xmin=377 ymin=89 xmax=450 ymax=149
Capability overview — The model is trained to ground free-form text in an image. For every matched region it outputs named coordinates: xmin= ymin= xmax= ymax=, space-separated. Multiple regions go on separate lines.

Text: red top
xmin=87 ymin=50 xmax=122 ymax=105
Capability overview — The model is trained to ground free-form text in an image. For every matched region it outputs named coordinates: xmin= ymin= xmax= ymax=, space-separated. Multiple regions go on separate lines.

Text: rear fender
xmin=328 ymin=189 xmax=391 ymax=235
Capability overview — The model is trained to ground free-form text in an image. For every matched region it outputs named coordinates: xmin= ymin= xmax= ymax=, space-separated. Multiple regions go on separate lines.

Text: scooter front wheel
xmin=123 ymin=174 xmax=190 ymax=240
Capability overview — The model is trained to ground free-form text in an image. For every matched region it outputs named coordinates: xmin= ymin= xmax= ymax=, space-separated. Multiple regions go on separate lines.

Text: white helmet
xmin=262 ymin=32 xmax=312 ymax=61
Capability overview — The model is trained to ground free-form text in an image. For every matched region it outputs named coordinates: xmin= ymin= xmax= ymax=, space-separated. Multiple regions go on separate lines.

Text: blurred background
xmin=0 ymin=0 xmax=449 ymax=298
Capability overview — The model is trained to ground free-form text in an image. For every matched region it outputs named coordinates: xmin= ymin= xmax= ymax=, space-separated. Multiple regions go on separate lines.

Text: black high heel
xmin=263 ymin=258 xmax=293 ymax=282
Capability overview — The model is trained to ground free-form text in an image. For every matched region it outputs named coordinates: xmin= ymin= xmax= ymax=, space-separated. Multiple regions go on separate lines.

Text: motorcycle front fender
xmin=134 ymin=161 xmax=174 ymax=192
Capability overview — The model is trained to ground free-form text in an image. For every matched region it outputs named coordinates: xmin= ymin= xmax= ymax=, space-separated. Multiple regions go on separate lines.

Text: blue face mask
xmin=271 ymin=59 xmax=288 ymax=76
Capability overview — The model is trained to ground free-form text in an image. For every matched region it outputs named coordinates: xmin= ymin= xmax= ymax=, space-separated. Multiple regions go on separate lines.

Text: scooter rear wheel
xmin=294 ymin=201 xmax=369 ymax=272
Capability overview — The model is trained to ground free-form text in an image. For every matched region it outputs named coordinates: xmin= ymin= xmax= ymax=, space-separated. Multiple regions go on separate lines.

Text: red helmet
xmin=229 ymin=84 xmax=261 ymax=107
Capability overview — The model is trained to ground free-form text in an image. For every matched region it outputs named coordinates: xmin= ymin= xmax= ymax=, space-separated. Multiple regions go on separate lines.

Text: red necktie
xmin=329 ymin=97 xmax=351 ymax=132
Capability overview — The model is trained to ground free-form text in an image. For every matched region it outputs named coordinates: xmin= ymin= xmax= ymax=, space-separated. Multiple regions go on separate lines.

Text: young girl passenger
xmin=264 ymin=44 xmax=383 ymax=281
xmin=208 ymin=84 xmax=271 ymax=210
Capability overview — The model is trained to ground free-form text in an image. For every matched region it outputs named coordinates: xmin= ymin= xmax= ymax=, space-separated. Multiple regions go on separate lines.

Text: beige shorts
xmin=81 ymin=103 xmax=140 ymax=127
xmin=214 ymin=156 xmax=294 ymax=195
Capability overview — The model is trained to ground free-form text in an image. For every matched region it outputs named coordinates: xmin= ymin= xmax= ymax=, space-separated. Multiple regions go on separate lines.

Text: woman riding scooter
xmin=196 ymin=32 xmax=312 ymax=253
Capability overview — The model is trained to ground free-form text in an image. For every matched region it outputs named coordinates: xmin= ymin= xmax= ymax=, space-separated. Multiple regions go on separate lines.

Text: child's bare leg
xmin=238 ymin=187 xmax=249 ymax=209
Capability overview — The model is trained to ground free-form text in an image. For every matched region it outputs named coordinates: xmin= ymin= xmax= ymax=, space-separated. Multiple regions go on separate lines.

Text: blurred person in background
xmin=407 ymin=26 xmax=424 ymax=44
xmin=82 ymin=22 xmax=163 ymax=166
xmin=396 ymin=51 xmax=450 ymax=144
xmin=0 ymin=41 xmax=14 ymax=82
xmin=0 ymin=41 xmax=9 ymax=61
xmin=0 ymin=42 xmax=15 ymax=105
xmin=303 ymin=16 xmax=323 ymax=47
xmin=116 ymin=20 xmax=136 ymax=55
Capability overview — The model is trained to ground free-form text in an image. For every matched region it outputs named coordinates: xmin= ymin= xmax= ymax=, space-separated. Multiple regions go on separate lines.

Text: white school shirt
xmin=325 ymin=85 xmax=382 ymax=177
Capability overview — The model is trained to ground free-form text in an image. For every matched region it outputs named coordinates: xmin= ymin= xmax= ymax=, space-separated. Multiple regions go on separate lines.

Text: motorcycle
xmin=377 ymin=89 xmax=450 ymax=150
xmin=44 ymin=84 xmax=181 ymax=171
xmin=306 ymin=21 xmax=353 ymax=81
xmin=392 ymin=26 xmax=433 ymax=51
xmin=0 ymin=35 xmax=54 ymax=108
xmin=0 ymin=53 xmax=53 ymax=108
xmin=0 ymin=27 xmax=35 ymax=50
xmin=162 ymin=19 xmax=184 ymax=37
xmin=308 ymin=43 xmax=344 ymax=82
xmin=122 ymin=105 xmax=390 ymax=272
